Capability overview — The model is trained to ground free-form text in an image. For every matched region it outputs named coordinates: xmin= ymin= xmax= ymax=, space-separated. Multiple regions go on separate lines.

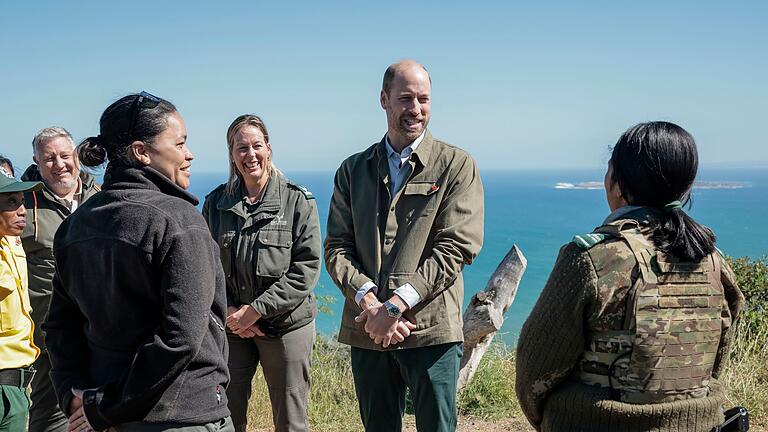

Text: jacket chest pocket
xmin=217 ymin=231 xmax=237 ymax=278
xmin=0 ymin=248 xmax=27 ymax=332
xmin=400 ymin=182 xmax=439 ymax=219
xmin=0 ymin=278 xmax=20 ymax=333
xmin=255 ymin=229 xmax=293 ymax=278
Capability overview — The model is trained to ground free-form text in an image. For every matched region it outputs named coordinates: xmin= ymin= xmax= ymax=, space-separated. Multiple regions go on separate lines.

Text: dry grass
xmin=720 ymin=318 xmax=768 ymax=427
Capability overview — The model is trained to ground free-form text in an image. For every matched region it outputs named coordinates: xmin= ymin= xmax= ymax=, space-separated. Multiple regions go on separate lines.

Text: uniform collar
xmin=603 ymin=205 xmax=661 ymax=225
xmin=216 ymin=173 xmax=282 ymax=216
xmin=384 ymin=131 xmax=425 ymax=159
xmin=102 ymin=164 xmax=199 ymax=206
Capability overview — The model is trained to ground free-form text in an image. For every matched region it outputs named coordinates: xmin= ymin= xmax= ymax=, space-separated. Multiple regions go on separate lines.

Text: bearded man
xmin=324 ymin=60 xmax=484 ymax=432
xmin=20 ymin=127 xmax=99 ymax=432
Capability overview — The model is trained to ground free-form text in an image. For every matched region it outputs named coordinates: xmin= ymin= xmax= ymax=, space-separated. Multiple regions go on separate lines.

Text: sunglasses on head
xmin=127 ymin=91 xmax=162 ymax=138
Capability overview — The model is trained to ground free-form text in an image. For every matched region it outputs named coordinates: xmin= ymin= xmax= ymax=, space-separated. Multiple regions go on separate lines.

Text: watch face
xmin=385 ymin=301 xmax=401 ymax=318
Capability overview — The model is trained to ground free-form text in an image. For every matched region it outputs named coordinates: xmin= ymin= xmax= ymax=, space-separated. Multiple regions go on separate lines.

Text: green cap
xmin=0 ymin=167 xmax=43 ymax=193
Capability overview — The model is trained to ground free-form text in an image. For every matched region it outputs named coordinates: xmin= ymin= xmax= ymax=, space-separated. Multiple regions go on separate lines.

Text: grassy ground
xmin=243 ymin=256 xmax=767 ymax=431
xmin=721 ymin=256 xmax=768 ymax=425
xmin=245 ymin=341 xmax=522 ymax=431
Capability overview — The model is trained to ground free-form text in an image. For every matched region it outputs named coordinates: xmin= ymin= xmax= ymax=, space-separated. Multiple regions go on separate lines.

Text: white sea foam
xmin=554 ymin=181 xmax=750 ymax=190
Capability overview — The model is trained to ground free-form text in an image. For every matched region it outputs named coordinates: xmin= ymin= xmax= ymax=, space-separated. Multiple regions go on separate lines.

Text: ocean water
xmin=188 ymin=168 xmax=767 ymax=345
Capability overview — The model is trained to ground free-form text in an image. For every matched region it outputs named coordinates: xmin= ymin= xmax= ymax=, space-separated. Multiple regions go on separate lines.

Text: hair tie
xmin=663 ymin=200 xmax=683 ymax=211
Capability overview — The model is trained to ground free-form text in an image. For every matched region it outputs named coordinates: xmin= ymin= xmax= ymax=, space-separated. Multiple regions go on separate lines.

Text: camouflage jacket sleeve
xmin=712 ymin=255 xmax=746 ymax=378
xmin=515 ymin=243 xmax=599 ymax=429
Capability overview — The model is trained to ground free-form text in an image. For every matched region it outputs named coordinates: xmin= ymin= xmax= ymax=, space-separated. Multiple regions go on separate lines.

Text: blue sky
xmin=2 ymin=0 xmax=766 ymax=173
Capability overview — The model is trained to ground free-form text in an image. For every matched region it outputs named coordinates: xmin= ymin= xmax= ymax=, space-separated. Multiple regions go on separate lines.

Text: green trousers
xmin=351 ymin=342 xmax=462 ymax=432
xmin=0 ymin=384 xmax=30 ymax=432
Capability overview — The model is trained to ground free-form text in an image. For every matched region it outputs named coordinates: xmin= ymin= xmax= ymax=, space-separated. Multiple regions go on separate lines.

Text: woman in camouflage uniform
xmin=515 ymin=121 xmax=745 ymax=432
xmin=203 ymin=115 xmax=321 ymax=432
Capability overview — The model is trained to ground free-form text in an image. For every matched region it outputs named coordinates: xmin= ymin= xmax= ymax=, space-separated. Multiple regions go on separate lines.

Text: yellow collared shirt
xmin=0 ymin=235 xmax=40 ymax=369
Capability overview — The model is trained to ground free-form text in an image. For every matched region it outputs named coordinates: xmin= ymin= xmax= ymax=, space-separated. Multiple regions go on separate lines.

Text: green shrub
xmin=727 ymin=256 xmax=768 ymax=332
xmin=722 ymin=256 xmax=768 ymax=423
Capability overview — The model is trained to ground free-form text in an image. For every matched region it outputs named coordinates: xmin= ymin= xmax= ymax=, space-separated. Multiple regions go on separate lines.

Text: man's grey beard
xmin=44 ymin=176 xmax=78 ymax=196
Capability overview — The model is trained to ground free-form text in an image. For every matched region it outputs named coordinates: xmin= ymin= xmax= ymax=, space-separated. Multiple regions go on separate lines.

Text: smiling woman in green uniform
xmin=203 ymin=114 xmax=321 ymax=432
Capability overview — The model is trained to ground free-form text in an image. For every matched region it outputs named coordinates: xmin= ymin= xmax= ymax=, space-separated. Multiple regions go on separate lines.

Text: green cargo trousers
xmin=226 ymin=321 xmax=315 ymax=432
xmin=0 ymin=384 xmax=30 ymax=432
xmin=29 ymin=352 xmax=67 ymax=432
xmin=351 ymin=342 xmax=463 ymax=432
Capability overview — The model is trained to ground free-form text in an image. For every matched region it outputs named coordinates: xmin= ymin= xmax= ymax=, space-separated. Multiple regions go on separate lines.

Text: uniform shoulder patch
xmin=572 ymin=233 xmax=611 ymax=250
xmin=287 ymin=182 xmax=315 ymax=200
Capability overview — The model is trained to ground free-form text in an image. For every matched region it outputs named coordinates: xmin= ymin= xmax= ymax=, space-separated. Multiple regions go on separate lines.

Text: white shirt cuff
xmin=393 ymin=283 xmax=421 ymax=309
xmin=354 ymin=281 xmax=378 ymax=306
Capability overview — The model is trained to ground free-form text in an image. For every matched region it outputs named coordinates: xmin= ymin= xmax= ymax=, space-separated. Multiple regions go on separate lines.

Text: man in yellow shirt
xmin=0 ymin=165 xmax=42 ymax=431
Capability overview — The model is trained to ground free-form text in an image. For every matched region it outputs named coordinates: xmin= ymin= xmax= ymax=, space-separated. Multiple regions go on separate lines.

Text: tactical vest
xmin=574 ymin=220 xmax=727 ymax=404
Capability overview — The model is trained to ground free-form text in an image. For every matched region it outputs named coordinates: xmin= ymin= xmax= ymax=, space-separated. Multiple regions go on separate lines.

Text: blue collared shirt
xmin=353 ymin=132 xmax=427 ymax=310
xmin=384 ymin=132 xmax=425 ymax=196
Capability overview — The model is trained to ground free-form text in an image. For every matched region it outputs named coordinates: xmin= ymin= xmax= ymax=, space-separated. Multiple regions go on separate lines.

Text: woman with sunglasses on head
xmin=43 ymin=93 xmax=233 ymax=432
xmin=515 ymin=122 xmax=745 ymax=432
xmin=203 ymin=114 xmax=321 ymax=432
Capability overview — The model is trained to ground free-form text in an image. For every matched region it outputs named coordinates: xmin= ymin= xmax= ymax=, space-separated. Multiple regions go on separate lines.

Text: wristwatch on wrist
xmin=383 ymin=300 xmax=402 ymax=319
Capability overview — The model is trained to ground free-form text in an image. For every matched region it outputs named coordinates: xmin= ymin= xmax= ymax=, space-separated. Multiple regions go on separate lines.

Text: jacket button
xmin=241 ymin=286 xmax=246 ymax=291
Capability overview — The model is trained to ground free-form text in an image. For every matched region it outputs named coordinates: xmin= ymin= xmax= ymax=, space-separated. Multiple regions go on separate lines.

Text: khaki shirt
xmin=324 ymin=130 xmax=484 ymax=350
xmin=0 ymin=235 xmax=39 ymax=369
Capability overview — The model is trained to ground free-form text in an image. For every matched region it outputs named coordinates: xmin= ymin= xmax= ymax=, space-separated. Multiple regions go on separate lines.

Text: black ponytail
xmin=609 ymin=121 xmax=716 ymax=262
xmin=77 ymin=136 xmax=108 ymax=168
xmin=648 ymin=207 xmax=717 ymax=262
xmin=78 ymin=92 xmax=177 ymax=169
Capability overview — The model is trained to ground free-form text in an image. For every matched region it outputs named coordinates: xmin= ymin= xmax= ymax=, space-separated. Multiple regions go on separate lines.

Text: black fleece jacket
xmin=44 ymin=166 xmax=230 ymax=430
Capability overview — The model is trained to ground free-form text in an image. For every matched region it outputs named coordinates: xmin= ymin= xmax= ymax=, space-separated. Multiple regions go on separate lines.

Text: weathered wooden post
xmin=457 ymin=245 xmax=527 ymax=391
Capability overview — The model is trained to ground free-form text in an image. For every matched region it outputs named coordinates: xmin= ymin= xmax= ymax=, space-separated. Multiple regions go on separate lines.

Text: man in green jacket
xmin=20 ymin=127 xmax=99 ymax=432
xmin=324 ymin=60 xmax=484 ymax=432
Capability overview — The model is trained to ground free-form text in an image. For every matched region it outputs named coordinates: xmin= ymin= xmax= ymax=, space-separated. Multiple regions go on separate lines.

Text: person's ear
xmin=380 ymin=90 xmax=388 ymax=110
xmin=130 ymin=141 xmax=151 ymax=166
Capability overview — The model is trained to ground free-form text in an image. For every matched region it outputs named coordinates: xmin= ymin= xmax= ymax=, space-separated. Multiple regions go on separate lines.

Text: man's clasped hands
xmin=355 ymin=293 xmax=416 ymax=348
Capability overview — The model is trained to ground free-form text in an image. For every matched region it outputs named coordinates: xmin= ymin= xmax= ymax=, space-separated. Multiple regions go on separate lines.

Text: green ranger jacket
xmin=20 ymin=165 xmax=100 ymax=350
xmin=203 ymin=173 xmax=321 ymax=336
xmin=324 ymin=131 xmax=484 ymax=350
